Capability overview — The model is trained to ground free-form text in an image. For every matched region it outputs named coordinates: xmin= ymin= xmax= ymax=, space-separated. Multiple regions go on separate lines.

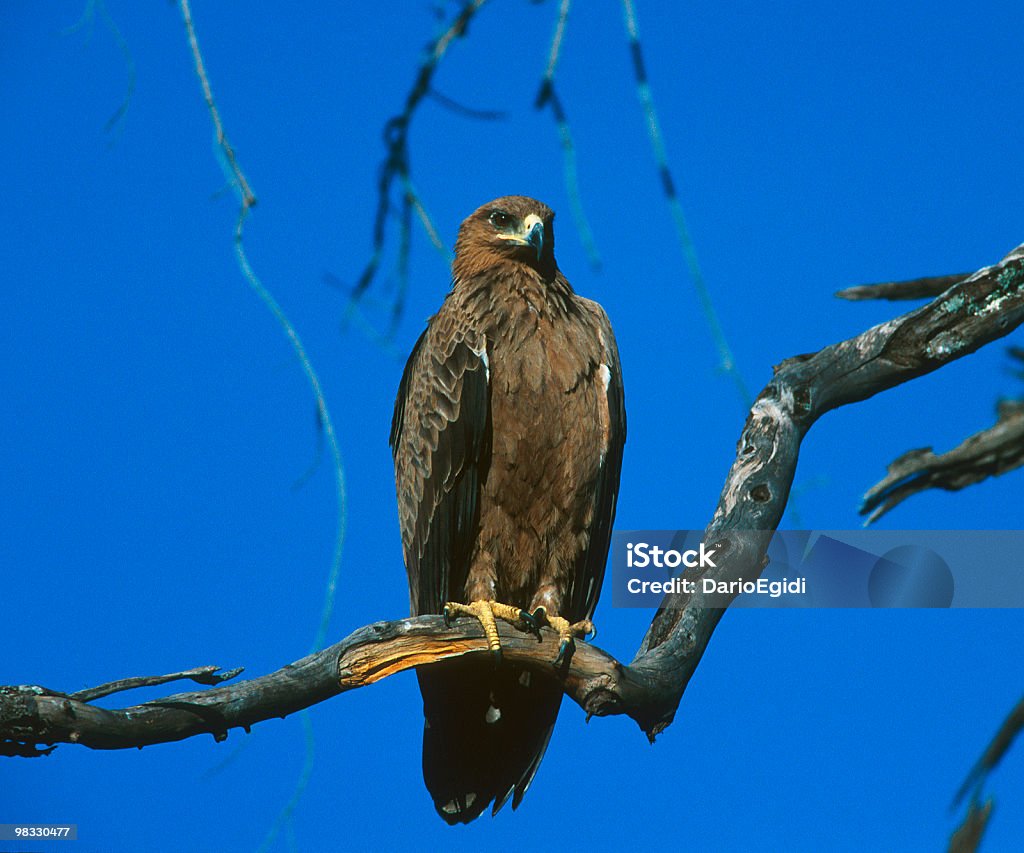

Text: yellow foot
xmin=442 ymin=600 xmax=530 ymax=664
xmin=526 ymin=606 xmax=595 ymax=666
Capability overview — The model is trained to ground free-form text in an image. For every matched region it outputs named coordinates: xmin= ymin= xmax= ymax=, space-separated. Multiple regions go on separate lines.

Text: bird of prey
xmin=390 ymin=195 xmax=626 ymax=823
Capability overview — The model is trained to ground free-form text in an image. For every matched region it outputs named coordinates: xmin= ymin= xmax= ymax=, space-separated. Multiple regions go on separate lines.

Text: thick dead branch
xmin=1 ymin=618 xmax=665 ymax=754
xmin=632 ymin=243 xmax=1024 ymax=728
xmin=861 ymin=398 xmax=1024 ymax=523
xmin=836 ymin=272 xmax=972 ymax=301
xmin=4 ymin=243 xmax=1023 ymax=756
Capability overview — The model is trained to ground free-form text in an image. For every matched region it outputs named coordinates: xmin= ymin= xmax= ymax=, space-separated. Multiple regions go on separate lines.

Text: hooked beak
xmin=523 ymin=214 xmax=544 ymax=261
xmin=497 ymin=213 xmax=545 ymax=261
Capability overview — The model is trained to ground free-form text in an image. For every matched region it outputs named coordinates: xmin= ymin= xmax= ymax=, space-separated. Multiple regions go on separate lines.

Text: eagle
xmin=390 ymin=195 xmax=626 ymax=823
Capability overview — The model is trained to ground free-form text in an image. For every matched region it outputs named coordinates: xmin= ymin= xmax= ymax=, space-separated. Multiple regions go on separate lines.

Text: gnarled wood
xmin=1 ymin=618 xmax=673 ymax=754
xmin=634 ymin=244 xmax=1024 ymax=727
xmin=836 ymin=272 xmax=972 ymax=301
xmin=861 ymin=398 xmax=1024 ymax=523
xmin=3 ymin=243 xmax=1023 ymax=757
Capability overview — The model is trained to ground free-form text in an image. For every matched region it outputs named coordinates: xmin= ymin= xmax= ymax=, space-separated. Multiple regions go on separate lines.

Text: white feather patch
xmin=471 ymin=343 xmax=490 ymax=381
xmin=597 ymin=363 xmax=611 ymax=465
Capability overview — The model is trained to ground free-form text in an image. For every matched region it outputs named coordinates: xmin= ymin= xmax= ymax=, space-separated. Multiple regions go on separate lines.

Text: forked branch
xmin=861 ymin=397 xmax=1024 ymax=523
xmin=1 ymin=618 xmax=669 ymax=754
xmin=3 ymin=244 xmax=1023 ymax=755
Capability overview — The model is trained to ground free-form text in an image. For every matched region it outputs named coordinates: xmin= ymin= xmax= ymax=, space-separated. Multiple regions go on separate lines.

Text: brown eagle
xmin=390 ymin=195 xmax=626 ymax=823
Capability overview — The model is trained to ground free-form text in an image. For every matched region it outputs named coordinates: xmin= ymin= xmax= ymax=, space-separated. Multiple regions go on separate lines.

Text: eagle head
xmin=453 ymin=195 xmax=557 ymax=281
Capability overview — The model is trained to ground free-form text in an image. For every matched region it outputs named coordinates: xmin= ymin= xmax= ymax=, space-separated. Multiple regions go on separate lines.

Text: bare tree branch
xmin=1009 ymin=345 xmax=1024 ymax=379
xmin=1 ymin=618 xmax=665 ymax=754
xmin=63 ymin=0 xmax=136 ymax=139
xmin=949 ymin=799 xmax=994 ymax=853
xmin=349 ymin=0 xmax=486 ymax=329
xmin=836 ymin=272 xmax=972 ymax=302
xmin=535 ymin=0 xmax=601 ymax=270
xmin=4 ymin=243 xmax=1023 ymax=758
xmin=861 ymin=398 xmax=1024 ymax=524
xmin=179 ymin=0 xmax=255 ymax=211
xmin=427 ymin=87 xmax=506 ymax=120
xmin=178 ymin=0 xmax=347 ymax=657
xmin=620 ymin=0 xmax=750 ymax=407
xmin=947 ymin=695 xmax=1024 ymax=851
xmin=953 ymin=695 xmax=1024 ymax=809
xmin=70 ymin=666 xmax=245 ymax=703
xmin=631 ymin=242 xmax=1024 ymax=732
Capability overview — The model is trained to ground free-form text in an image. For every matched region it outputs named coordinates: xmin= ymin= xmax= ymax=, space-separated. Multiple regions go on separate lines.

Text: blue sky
xmin=3 ymin=2 xmax=1023 ymax=850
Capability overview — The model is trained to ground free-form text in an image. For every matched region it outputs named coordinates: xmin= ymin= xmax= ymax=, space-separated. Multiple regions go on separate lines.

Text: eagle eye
xmin=488 ymin=210 xmax=513 ymax=229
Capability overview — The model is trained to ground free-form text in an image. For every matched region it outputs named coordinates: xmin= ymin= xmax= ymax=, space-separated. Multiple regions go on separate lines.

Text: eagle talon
xmin=519 ymin=608 xmax=544 ymax=639
xmin=441 ymin=599 xmax=529 ymax=662
xmin=539 ymin=614 xmax=594 ymax=665
xmin=554 ymin=638 xmax=573 ymax=667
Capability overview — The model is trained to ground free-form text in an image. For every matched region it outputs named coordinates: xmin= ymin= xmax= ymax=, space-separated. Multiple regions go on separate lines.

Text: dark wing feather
xmin=390 ymin=316 xmax=490 ymax=615
xmin=568 ymin=301 xmax=626 ymax=622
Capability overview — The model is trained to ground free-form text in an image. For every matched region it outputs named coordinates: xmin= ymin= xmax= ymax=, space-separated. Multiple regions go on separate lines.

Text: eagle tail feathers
xmin=417 ymin=659 xmax=562 ymax=824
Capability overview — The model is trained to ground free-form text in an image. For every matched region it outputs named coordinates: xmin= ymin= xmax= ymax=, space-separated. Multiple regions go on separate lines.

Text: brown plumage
xmin=390 ymin=195 xmax=626 ymax=823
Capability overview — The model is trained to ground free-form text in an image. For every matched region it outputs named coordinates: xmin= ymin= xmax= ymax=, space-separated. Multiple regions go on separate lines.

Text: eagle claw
xmin=554 ymin=638 xmax=573 ymax=667
xmin=520 ymin=607 xmax=545 ymax=640
xmin=524 ymin=607 xmax=595 ymax=666
xmin=441 ymin=599 xmax=529 ymax=666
